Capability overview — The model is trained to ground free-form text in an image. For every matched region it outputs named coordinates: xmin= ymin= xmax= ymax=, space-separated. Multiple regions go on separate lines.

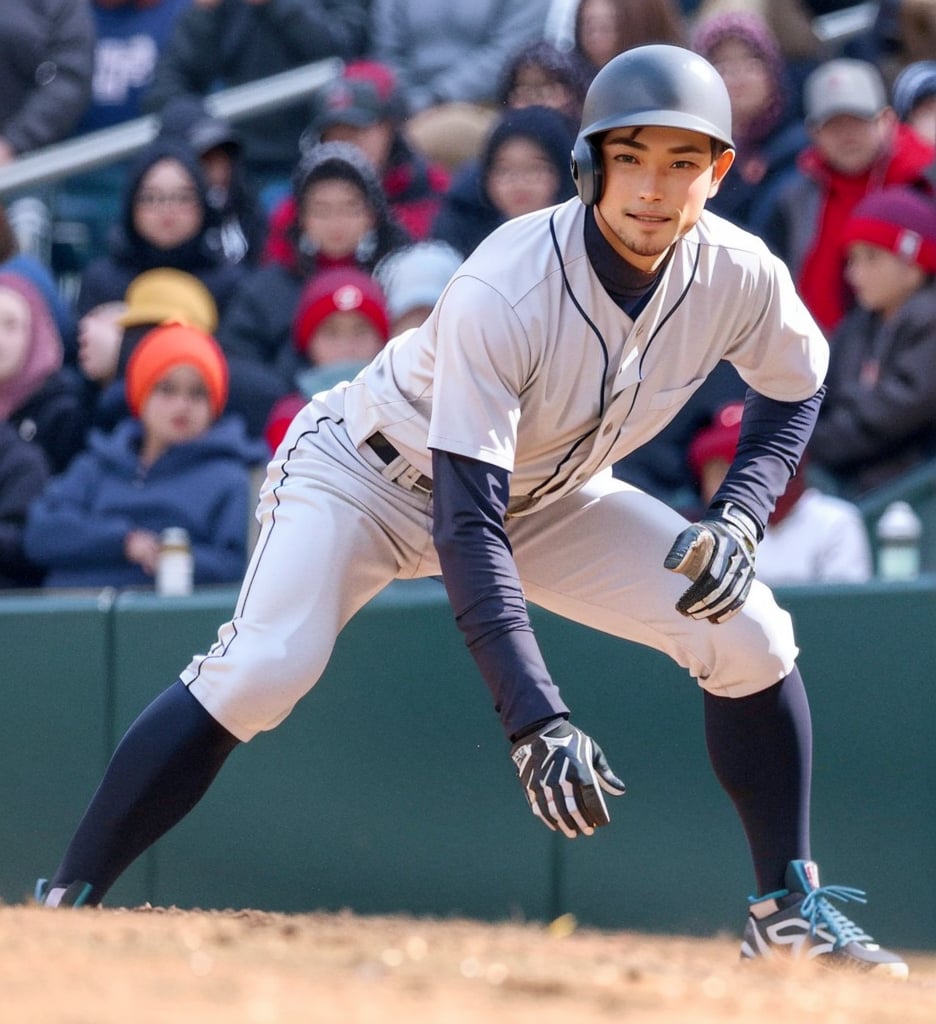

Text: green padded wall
xmin=0 ymin=592 xmax=113 ymax=906
xmin=2 ymin=579 xmax=933 ymax=952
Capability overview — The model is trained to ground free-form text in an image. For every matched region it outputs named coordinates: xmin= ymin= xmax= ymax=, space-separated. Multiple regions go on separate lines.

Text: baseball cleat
xmin=740 ymin=859 xmax=908 ymax=978
xmin=35 ymin=878 xmax=93 ymax=908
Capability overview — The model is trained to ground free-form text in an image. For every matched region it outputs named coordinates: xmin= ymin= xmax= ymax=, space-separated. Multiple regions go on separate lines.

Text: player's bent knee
xmin=183 ymin=648 xmax=328 ymax=742
xmin=695 ymin=582 xmax=798 ymax=699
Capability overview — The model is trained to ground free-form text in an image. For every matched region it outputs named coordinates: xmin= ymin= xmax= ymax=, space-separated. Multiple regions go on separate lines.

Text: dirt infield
xmin=4 ymin=904 xmax=934 ymax=1023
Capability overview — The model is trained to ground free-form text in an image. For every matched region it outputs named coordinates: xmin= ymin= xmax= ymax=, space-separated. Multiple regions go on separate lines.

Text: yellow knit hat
xmin=118 ymin=268 xmax=219 ymax=334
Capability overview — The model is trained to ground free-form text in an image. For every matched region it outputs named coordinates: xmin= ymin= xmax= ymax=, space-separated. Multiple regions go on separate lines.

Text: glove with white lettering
xmin=510 ymin=718 xmax=626 ymax=837
xmin=664 ymin=501 xmax=760 ymax=624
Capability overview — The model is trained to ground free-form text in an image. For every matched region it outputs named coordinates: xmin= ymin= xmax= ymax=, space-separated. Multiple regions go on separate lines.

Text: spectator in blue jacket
xmin=25 ymin=323 xmax=267 ymax=589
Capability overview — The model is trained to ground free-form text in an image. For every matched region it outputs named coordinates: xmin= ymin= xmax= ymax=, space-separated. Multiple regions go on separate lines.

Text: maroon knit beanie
xmin=843 ymin=187 xmax=936 ymax=273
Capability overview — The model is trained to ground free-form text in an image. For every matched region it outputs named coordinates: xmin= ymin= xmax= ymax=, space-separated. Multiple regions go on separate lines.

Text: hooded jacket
xmin=76 ymin=137 xmax=247 ymax=318
xmin=430 ymin=105 xmax=578 ymax=257
xmin=219 ymin=142 xmax=411 ymax=375
xmin=24 ymin=415 xmax=268 ymax=589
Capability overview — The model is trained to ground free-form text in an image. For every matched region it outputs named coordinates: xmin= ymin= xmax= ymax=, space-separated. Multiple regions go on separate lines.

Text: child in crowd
xmin=809 ymin=185 xmax=936 ymax=496
xmin=690 ymin=402 xmax=873 ymax=585
xmin=0 ymin=270 xmax=87 ymax=474
xmin=77 ymin=267 xmax=219 ymax=430
xmin=24 ymin=324 xmax=267 ymax=589
xmin=264 ymin=267 xmax=390 ymax=452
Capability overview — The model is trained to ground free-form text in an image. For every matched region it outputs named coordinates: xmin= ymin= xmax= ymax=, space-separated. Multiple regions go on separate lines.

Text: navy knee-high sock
xmin=703 ymin=666 xmax=812 ymax=896
xmin=50 ymin=679 xmax=240 ymax=904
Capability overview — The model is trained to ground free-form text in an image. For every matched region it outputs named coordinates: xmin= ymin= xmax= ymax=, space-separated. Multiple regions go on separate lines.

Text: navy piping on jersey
xmin=186 ymin=413 xmax=340 ymax=687
xmin=530 ymin=210 xmax=702 ymax=499
xmin=526 ymin=212 xmax=609 ymax=502
xmin=615 ymin=238 xmax=702 ymax=427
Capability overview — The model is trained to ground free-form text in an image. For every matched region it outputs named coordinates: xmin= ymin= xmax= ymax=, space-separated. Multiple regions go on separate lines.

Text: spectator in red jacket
xmin=763 ymin=57 xmax=935 ymax=333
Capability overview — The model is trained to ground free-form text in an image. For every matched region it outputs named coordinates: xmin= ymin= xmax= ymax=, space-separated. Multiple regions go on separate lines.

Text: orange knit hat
xmin=125 ymin=323 xmax=229 ymax=418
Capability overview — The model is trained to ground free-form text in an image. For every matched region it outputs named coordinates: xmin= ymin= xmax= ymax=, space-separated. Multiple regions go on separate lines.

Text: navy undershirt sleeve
xmin=430 ymin=448 xmax=569 ymax=741
xmin=711 ymin=386 xmax=825 ymax=532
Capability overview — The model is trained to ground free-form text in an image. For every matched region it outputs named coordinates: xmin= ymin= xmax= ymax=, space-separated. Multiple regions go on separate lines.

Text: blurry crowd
xmin=2 ymin=0 xmax=935 ymax=592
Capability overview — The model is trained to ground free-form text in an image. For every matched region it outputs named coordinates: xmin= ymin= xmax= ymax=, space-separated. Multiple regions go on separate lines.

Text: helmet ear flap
xmin=571 ymin=135 xmax=602 ymax=206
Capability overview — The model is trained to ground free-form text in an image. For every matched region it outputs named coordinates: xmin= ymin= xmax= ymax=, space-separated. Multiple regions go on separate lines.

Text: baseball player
xmin=36 ymin=45 xmax=907 ymax=977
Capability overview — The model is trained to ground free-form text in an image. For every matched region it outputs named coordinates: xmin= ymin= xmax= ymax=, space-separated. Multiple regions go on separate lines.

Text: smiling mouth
xmin=629 ymin=212 xmax=670 ymax=223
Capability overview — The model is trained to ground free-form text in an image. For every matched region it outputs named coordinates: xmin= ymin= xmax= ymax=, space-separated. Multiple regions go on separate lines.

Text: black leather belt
xmin=367 ymin=432 xmax=433 ymax=493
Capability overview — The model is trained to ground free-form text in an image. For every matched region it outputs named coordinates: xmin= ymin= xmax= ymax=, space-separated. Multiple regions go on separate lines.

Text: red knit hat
xmin=125 ymin=322 xmax=229 ymax=418
xmin=293 ymin=267 xmax=389 ymax=354
xmin=843 ymin=186 xmax=936 ymax=273
xmin=688 ymin=402 xmax=743 ymax=480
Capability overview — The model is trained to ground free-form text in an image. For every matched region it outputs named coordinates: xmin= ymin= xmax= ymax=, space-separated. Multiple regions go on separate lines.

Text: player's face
xmin=595 ymin=126 xmax=734 ymax=272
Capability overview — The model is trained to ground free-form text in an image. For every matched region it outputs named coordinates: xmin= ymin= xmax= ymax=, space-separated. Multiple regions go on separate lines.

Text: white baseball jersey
xmin=184 ymin=198 xmax=821 ymax=740
xmin=327 ymin=198 xmax=828 ymax=513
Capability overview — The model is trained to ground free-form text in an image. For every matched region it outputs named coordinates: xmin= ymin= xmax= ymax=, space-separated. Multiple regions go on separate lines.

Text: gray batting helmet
xmin=571 ymin=44 xmax=735 ymax=205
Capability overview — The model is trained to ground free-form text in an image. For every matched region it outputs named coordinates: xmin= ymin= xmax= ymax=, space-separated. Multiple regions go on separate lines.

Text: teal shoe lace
xmin=800 ymin=884 xmax=872 ymax=947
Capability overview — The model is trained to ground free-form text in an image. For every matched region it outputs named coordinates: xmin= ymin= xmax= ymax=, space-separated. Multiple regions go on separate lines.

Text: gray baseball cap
xmin=804 ymin=59 xmax=888 ymax=126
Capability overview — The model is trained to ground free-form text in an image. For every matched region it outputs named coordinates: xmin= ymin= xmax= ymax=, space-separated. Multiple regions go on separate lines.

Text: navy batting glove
xmin=510 ymin=718 xmax=626 ymax=838
xmin=664 ymin=501 xmax=760 ymax=624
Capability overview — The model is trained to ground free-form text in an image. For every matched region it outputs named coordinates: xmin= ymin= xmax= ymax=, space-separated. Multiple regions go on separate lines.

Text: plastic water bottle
xmin=875 ymin=501 xmax=922 ymax=581
xmin=156 ymin=527 xmax=194 ymax=596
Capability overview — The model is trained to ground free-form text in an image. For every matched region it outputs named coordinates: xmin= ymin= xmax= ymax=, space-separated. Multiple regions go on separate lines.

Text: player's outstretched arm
xmin=664 ymin=501 xmax=760 ymax=624
xmin=510 ymin=717 xmax=626 ymax=838
xmin=429 ymin=449 xmax=625 ymax=835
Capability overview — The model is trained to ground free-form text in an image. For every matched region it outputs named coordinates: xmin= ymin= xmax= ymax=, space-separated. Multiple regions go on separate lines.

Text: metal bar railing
xmin=0 ymin=57 xmax=344 ymax=198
